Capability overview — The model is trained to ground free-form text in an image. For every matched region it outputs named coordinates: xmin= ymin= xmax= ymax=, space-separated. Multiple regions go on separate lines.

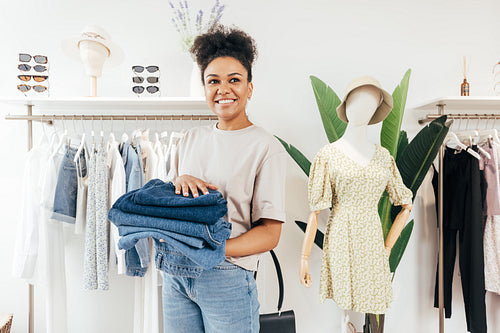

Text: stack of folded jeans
xmin=108 ymin=179 xmax=231 ymax=277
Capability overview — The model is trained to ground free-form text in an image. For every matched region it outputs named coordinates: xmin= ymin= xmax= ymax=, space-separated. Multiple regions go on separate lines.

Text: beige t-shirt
xmin=167 ymin=124 xmax=287 ymax=271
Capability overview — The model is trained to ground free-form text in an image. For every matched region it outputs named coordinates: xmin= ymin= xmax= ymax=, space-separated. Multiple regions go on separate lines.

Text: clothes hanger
xmin=51 ymin=119 xmax=68 ymax=159
xmin=100 ymin=116 xmax=105 ymax=146
xmin=479 ymin=116 xmax=500 ymax=145
xmin=74 ymin=115 xmax=86 ymax=163
xmin=445 ymin=131 xmax=481 ymax=160
xmin=121 ymin=116 xmax=129 ymax=143
xmin=472 ymin=116 xmax=491 ymax=159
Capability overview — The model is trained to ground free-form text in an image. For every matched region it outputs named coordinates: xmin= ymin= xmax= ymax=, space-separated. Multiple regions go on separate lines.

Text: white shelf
xmin=412 ymin=96 xmax=500 ymax=111
xmin=0 ymin=96 xmax=209 ymax=112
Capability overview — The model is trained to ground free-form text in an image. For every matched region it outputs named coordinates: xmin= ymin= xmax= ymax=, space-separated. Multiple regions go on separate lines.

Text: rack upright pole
xmin=27 ymin=104 xmax=34 ymax=333
xmin=437 ymin=103 xmax=445 ymax=333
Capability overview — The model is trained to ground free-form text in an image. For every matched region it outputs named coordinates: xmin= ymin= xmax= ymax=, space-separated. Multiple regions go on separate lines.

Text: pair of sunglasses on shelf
xmin=17 ymin=84 xmax=47 ymax=93
xmin=132 ymin=65 xmax=159 ymax=73
xmin=19 ymin=53 xmax=48 ymax=64
xmin=132 ymin=86 xmax=159 ymax=94
xmin=18 ymin=75 xmax=48 ymax=82
xmin=132 ymin=76 xmax=159 ymax=84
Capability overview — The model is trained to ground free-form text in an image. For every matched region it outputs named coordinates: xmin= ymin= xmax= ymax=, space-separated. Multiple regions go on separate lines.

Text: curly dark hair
xmin=190 ymin=24 xmax=257 ymax=84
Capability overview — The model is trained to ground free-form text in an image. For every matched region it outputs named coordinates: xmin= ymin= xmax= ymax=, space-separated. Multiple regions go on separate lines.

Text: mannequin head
xmin=78 ymin=40 xmax=109 ymax=77
xmin=344 ymin=85 xmax=383 ymax=126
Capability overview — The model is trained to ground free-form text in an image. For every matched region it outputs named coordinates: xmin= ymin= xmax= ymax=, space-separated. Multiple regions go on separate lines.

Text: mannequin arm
xmin=384 ymin=204 xmax=412 ymax=255
xmin=299 ymin=210 xmax=320 ymax=287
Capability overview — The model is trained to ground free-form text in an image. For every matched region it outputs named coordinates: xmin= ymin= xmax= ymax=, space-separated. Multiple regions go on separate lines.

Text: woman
xmin=162 ymin=24 xmax=287 ymax=332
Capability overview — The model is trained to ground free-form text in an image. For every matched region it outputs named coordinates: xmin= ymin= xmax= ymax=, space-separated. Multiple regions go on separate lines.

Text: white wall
xmin=1 ymin=0 xmax=500 ymax=332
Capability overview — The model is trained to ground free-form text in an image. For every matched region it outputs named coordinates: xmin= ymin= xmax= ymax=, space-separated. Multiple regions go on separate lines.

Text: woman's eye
xmin=208 ymin=79 xmax=219 ymax=84
xmin=229 ymin=78 xmax=240 ymax=83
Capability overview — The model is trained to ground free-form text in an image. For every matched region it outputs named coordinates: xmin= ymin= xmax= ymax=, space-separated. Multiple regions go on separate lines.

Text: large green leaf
xmin=295 ymin=221 xmax=324 ymax=249
xmin=310 ymin=75 xmax=346 ymax=143
xmin=397 ymin=115 xmax=450 ymax=198
xmin=389 ymin=220 xmax=414 ymax=273
xmin=381 ymin=69 xmax=411 ymax=158
xmin=396 ymin=130 xmax=408 ymax=162
xmin=276 ymin=136 xmax=311 ymax=177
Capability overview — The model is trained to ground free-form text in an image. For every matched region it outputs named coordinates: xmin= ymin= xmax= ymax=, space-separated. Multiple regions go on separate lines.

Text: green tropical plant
xmin=277 ymin=69 xmax=450 ymax=274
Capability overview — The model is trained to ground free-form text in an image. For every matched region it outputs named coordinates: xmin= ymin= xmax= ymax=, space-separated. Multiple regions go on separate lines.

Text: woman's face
xmin=203 ymin=56 xmax=253 ymax=129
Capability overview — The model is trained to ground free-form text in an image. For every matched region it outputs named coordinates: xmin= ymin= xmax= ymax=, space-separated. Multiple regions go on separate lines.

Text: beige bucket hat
xmin=61 ymin=24 xmax=124 ymax=67
xmin=336 ymin=76 xmax=393 ymax=125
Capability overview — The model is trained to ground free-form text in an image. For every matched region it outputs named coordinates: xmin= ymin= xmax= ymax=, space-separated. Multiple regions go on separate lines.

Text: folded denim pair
xmin=108 ymin=208 xmax=231 ymax=249
xmin=112 ymin=179 xmax=227 ymax=224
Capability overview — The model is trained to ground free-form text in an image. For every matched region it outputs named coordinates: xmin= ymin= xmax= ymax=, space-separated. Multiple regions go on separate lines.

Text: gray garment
xmin=479 ymin=142 xmax=500 ymax=215
xmin=83 ymin=144 xmax=109 ymax=290
xmin=75 ymin=153 xmax=88 ymax=235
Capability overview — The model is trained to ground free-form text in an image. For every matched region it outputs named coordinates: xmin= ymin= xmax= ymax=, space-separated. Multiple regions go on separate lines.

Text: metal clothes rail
xmin=4 ymin=108 xmax=217 ymax=333
xmin=419 ymin=103 xmax=500 ymax=333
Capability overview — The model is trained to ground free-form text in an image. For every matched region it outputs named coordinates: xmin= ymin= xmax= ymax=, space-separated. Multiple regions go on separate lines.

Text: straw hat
xmin=336 ymin=76 xmax=393 ymax=125
xmin=61 ymin=24 xmax=124 ymax=67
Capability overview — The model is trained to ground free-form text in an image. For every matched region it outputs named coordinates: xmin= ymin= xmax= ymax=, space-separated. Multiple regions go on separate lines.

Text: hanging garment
xmin=75 ymin=150 xmax=88 ymax=235
xmin=154 ymin=138 xmax=167 ymax=181
xmin=51 ymin=146 xmax=86 ymax=224
xmin=484 ymin=142 xmax=500 ymax=294
xmin=107 ymin=140 xmax=127 ymax=275
xmin=39 ymin=149 xmax=68 ymax=333
xmin=83 ymin=144 xmax=109 ymax=290
xmin=433 ymin=146 xmax=487 ymax=333
xmin=141 ymin=139 xmax=158 ymax=183
xmin=120 ymin=140 xmax=149 ymax=275
xmin=308 ymin=144 xmax=413 ymax=314
xmin=12 ymin=143 xmax=50 ymax=279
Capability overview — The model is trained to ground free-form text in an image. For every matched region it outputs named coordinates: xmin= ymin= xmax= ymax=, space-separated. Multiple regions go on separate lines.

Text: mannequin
xmin=299 ymin=82 xmax=412 ymax=331
xmin=78 ymin=39 xmax=109 ymax=97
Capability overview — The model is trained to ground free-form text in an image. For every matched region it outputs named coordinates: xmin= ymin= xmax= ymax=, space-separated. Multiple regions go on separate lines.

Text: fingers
xmin=174 ymin=175 xmax=217 ymax=197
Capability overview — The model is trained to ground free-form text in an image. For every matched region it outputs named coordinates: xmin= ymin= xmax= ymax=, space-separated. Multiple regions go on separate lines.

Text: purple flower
xmin=169 ymin=1 xmax=174 ymax=9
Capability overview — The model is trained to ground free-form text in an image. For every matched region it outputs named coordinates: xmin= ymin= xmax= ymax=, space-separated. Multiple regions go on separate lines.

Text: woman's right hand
xmin=299 ymin=256 xmax=312 ymax=288
xmin=173 ymin=174 xmax=219 ymax=197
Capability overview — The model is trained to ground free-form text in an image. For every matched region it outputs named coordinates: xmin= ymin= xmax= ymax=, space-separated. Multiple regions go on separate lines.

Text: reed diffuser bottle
xmin=461 ymin=56 xmax=470 ymax=96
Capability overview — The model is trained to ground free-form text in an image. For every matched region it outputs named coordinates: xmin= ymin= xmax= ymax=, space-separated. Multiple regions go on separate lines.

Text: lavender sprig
xmin=168 ymin=0 xmax=225 ymax=53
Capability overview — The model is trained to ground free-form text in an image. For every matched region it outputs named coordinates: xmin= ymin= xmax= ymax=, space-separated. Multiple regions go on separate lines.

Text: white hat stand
xmin=78 ymin=40 xmax=109 ymax=97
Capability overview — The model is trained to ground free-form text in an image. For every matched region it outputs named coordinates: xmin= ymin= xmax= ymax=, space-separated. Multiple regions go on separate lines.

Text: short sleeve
xmin=386 ymin=155 xmax=413 ymax=206
xmin=308 ymin=149 xmax=333 ymax=211
xmin=251 ymin=150 xmax=287 ymax=224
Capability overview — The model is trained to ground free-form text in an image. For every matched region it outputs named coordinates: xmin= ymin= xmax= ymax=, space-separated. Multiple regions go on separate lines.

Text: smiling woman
xmin=161 ymin=24 xmax=288 ymax=333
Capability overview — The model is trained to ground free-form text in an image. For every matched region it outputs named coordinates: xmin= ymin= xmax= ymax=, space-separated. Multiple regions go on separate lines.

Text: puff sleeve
xmin=386 ymin=155 xmax=413 ymax=206
xmin=308 ymin=149 xmax=333 ymax=211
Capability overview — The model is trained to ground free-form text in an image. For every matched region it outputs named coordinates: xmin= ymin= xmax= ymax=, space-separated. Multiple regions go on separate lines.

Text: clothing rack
xmin=4 ymin=108 xmax=217 ymax=333
xmin=417 ymin=99 xmax=500 ymax=333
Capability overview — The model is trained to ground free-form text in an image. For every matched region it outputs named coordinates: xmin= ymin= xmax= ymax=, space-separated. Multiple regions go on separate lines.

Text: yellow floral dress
xmin=308 ymin=143 xmax=412 ymax=314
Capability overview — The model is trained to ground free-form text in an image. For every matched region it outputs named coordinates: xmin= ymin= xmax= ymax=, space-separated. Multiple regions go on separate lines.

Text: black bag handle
xmin=254 ymin=249 xmax=284 ymax=312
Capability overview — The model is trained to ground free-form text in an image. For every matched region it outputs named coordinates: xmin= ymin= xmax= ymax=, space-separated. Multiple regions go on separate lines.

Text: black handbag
xmin=257 ymin=250 xmax=296 ymax=333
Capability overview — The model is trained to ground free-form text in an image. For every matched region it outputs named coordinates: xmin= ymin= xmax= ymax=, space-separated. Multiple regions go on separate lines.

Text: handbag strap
xmin=254 ymin=249 xmax=284 ymax=312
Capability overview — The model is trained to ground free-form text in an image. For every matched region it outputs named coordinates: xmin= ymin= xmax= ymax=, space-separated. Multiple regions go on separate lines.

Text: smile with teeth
xmin=216 ymin=99 xmax=236 ymax=104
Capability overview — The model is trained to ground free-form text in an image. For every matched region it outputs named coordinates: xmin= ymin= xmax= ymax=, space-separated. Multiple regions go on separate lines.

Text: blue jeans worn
xmin=162 ymin=260 xmax=260 ymax=333
xmin=120 ymin=140 xmax=149 ymax=271
xmin=51 ymin=146 xmax=86 ymax=223
xmin=108 ymin=208 xmax=231 ymax=248
xmin=113 ymin=179 xmax=227 ymax=224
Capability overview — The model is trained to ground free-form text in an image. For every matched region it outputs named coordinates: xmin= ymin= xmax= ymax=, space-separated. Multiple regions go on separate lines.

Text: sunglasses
xmin=19 ymin=53 xmax=48 ymax=64
xmin=17 ymin=84 xmax=47 ymax=93
xmin=18 ymin=75 xmax=48 ymax=82
xmin=132 ymin=76 xmax=159 ymax=84
xmin=132 ymin=65 xmax=159 ymax=73
xmin=132 ymin=86 xmax=159 ymax=94
xmin=18 ymin=64 xmax=47 ymax=72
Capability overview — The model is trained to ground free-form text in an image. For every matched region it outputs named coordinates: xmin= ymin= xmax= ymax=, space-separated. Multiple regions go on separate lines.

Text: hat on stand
xmin=61 ymin=24 xmax=124 ymax=66
xmin=336 ymin=76 xmax=393 ymax=125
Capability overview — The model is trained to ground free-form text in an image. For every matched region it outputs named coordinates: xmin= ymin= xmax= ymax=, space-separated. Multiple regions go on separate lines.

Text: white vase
xmin=190 ymin=61 xmax=205 ymax=97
